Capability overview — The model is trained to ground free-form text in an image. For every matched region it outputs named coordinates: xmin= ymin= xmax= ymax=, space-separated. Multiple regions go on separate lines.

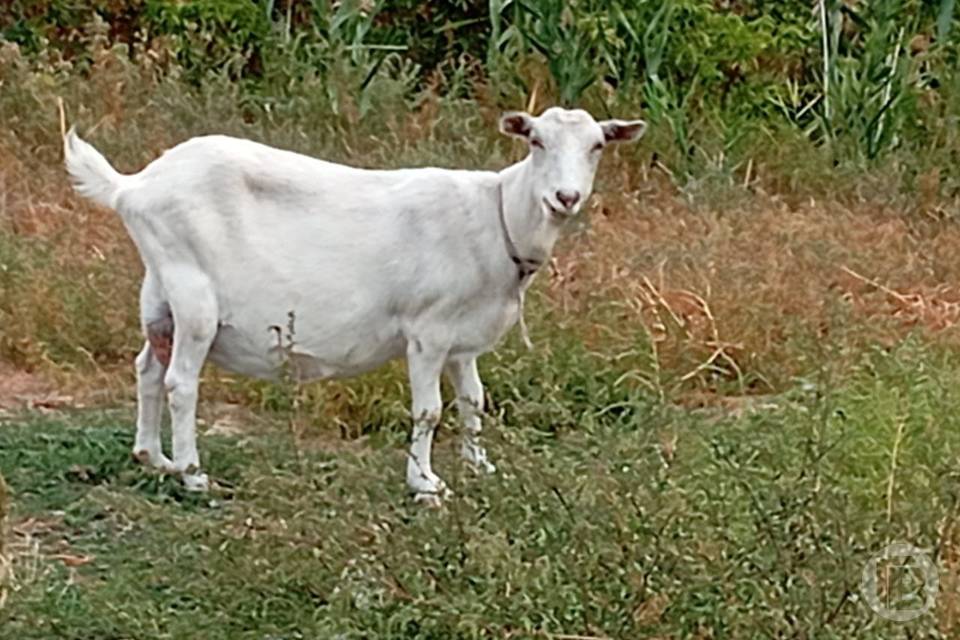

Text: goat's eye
xmin=591 ymin=142 xmax=604 ymax=152
xmin=530 ymin=139 xmax=545 ymax=150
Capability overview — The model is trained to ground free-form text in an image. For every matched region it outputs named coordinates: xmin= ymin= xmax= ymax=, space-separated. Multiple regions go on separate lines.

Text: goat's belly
xmin=206 ymin=322 xmax=405 ymax=381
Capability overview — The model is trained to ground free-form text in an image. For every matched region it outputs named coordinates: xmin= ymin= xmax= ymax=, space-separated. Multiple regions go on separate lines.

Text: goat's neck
xmin=497 ymin=157 xmax=561 ymax=266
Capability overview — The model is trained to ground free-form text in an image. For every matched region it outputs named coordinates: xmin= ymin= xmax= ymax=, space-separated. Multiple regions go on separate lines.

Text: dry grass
xmin=2 ymin=48 xmax=960 ymax=412
xmin=549 ymin=166 xmax=960 ymax=395
xmin=5 ymin=128 xmax=960 ymax=404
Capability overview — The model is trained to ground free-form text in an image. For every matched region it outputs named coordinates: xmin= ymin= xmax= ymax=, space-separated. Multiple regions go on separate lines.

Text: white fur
xmin=64 ymin=107 xmax=645 ymax=500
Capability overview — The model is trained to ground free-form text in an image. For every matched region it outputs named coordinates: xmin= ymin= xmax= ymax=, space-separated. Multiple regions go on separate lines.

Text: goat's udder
xmin=146 ymin=317 xmax=174 ymax=368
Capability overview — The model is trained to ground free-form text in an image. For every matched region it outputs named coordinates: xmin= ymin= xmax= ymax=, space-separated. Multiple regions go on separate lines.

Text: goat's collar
xmin=496 ymin=182 xmax=542 ymax=283
xmin=496 ymin=181 xmax=538 ymax=351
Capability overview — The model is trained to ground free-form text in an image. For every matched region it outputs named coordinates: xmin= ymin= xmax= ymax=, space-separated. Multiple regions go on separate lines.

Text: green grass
xmin=1 ymin=339 xmax=958 ymax=638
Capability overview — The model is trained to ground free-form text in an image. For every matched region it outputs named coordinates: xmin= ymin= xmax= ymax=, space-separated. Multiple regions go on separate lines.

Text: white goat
xmin=64 ymin=107 xmax=646 ymax=502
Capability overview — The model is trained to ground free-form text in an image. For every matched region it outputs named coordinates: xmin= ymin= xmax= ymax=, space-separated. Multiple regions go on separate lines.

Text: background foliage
xmin=3 ymin=0 xmax=960 ymax=181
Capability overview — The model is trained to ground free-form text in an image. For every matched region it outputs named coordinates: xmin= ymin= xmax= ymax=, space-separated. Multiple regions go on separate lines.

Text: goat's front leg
xmin=445 ymin=356 xmax=496 ymax=474
xmin=406 ymin=343 xmax=449 ymax=504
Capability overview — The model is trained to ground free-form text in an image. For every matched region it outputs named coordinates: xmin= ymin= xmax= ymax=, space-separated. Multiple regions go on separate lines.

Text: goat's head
xmin=499 ymin=107 xmax=646 ymax=219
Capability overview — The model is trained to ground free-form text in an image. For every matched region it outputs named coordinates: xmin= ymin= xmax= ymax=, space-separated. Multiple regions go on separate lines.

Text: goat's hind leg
xmin=132 ymin=337 xmax=173 ymax=471
xmin=133 ymin=274 xmax=175 ymax=471
xmin=163 ymin=273 xmax=219 ymax=492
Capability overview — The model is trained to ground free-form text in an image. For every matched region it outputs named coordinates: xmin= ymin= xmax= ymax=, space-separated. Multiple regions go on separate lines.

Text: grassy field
xmin=4 ymin=7 xmax=960 ymax=637
xmin=1 ymin=340 xmax=960 ymax=638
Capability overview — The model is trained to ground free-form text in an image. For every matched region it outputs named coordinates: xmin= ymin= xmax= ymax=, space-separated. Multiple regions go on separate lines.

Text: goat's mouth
xmin=542 ymin=197 xmax=575 ymax=219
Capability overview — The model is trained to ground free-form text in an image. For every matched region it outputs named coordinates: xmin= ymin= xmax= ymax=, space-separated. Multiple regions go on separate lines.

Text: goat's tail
xmin=63 ymin=127 xmax=129 ymax=210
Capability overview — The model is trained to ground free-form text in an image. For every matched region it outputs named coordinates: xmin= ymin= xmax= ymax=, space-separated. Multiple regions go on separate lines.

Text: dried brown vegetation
xmin=3 ymin=95 xmax=960 ymax=409
xmin=550 ymin=174 xmax=960 ymax=394
xmin=0 ymin=40 xmax=958 ymax=425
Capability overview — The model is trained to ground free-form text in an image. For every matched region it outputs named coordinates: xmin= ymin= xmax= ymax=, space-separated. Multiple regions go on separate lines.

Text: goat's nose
xmin=556 ymin=190 xmax=581 ymax=209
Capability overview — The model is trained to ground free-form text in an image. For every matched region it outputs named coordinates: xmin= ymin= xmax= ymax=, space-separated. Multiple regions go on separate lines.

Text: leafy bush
xmin=3 ymin=1 xmax=959 ymax=172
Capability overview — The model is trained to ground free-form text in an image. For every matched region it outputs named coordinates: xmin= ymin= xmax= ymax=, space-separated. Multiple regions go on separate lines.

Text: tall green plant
xmin=512 ymin=0 xmax=597 ymax=104
xmin=4 ymin=0 xmax=960 ymax=174
xmin=305 ymin=0 xmax=412 ymax=117
xmin=826 ymin=0 xmax=918 ymax=158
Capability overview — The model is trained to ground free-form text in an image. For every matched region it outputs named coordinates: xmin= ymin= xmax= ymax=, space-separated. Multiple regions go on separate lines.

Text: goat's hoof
xmin=408 ymin=473 xmax=451 ymax=506
xmin=132 ymin=448 xmax=175 ymax=473
xmin=475 ymin=459 xmax=497 ymax=475
xmin=461 ymin=442 xmax=496 ymax=475
xmin=413 ymin=492 xmax=445 ymax=508
xmin=182 ymin=471 xmax=209 ymax=492
xmin=462 ymin=448 xmax=497 ymax=475
xmin=412 ymin=484 xmax=452 ymax=507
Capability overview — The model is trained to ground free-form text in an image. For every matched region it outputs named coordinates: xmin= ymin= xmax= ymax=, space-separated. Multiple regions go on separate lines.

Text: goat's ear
xmin=499 ymin=111 xmax=534 ymax=139
xmin=600 ymin=119 xmax=647 ymax=144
